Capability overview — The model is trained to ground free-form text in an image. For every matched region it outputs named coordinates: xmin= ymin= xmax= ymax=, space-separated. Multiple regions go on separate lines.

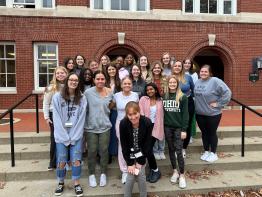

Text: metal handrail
xmin=0 ymin=93 xmax=40 ymax=167
xmin=231 ymin=98 xmax=262 ymax=157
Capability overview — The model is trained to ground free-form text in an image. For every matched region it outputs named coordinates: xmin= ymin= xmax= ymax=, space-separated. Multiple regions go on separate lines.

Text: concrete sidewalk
xmin=0 ymin=109 xmax=262 ymax=132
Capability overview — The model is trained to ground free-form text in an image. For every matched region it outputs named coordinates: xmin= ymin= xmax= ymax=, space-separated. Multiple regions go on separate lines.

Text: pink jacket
xmin=139 ymin=96 xmax=164 ymax=141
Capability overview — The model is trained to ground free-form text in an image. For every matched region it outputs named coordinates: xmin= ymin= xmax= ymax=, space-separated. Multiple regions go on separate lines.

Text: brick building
xmin=0 ymin=0 xmax=262 ymax=109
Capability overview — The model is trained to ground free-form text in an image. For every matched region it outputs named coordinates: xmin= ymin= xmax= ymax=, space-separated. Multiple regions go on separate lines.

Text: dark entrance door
xmin=106 ymin=47 xmax=139 ymax=63
xmin=193 ymin=49 xmax=224 ymax=80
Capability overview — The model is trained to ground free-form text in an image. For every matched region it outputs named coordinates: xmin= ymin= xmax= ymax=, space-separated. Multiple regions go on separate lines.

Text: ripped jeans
xmin=56 ymin=139 xmax=82 ymax=182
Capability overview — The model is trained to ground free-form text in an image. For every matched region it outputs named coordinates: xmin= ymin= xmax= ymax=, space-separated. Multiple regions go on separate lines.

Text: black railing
xmin=0 ymin=93 xmax=40 ymax=167
xmin=231 ymin=98 xmax=262 ymax=157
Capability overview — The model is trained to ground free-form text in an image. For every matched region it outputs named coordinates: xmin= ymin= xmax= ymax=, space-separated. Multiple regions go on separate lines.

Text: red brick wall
xmin=150 ymin=0 xmax=181 ymax=10
xmin=0 ymin=16 xmax=262 ymax=108
xmin=56 ymin=0 xmax=89 ymax=7
xmin=239 ymin=0 xmax=262 ymax=12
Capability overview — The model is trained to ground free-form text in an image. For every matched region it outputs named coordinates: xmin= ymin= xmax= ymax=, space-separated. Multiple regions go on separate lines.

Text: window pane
xmin=14 ymin=0 xmax=24 ymax=3
xmin=209 ymin=0 xmax=217 ymax=13
xmin=0 ymin=0 xmax=6 ymax=6
xmin=48 ymin=74 xmax=53 ymax=84
xmin=43 ymin=0 xmax=52 ymax=8
xmin=137 ymin=0 xmax=145 ymax=11
xmin=39 ymin=74 xmax=47 ymax=87
xmin=25 ymin=0 xmax=35 ymax=3
xmin=94 ymin=0 xmax=103 ymax=9
xmin=39 ymin=61 xmax=48 ymax=73
xmin=224 ymin=0 xmax=232 ymax=14
xmin=121 ymin=0 xmax=129 ymax=10
xmin=7 ymin=74 xmax=16 ymax=87
xmin=111 ymin=0 xmax=120 ymax=10
xmin=6 ymin=45 xmax=15 ymax=59
xmin=0 ymin=74 xmax=6 ymax=87
xmin=0 ymin=60 xmax=6 ymax=73
xmin=47 ymin=45 xmax=57 ymax=59
xmin=0 ymin=45 xmax=4 ymax=58
xmin=48 ymin=61 xmax=57 ymax=73
xmin=7 ymin=60 xmax=15 ymax=73
xmin=185 ymin=0 xmax=193 ymax=13
xmin=38 ymin=45 xmax=47 ymax=59
xmin=200 ymin=0 xmax=208 ymax=13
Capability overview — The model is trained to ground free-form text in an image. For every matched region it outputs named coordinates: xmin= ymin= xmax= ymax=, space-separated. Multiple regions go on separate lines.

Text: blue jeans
xmin=153 ymin=139 xmax=165 ymax=154
xmin=56 ymin=139 xmax=82 ymax=182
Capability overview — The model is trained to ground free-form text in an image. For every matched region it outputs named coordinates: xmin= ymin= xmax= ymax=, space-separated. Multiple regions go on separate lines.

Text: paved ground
xmin=0 ymin=109 xmax=262 ymax=132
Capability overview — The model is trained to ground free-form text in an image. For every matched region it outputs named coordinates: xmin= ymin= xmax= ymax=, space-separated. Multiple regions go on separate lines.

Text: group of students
xmin=43 ymin=52 xmax=232 ymax=197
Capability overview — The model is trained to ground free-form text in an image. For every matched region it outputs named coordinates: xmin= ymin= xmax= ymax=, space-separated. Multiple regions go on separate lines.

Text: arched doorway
xmin=106 ymin=46 xmax=139 ymax=63
xmin=193 ymin=48 xmax=224 ymax=80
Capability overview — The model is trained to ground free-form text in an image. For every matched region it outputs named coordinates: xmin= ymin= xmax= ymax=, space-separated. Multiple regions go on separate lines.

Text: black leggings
xmin=164 ymin=127 xmax=184 ymax=174
xmin=183 ymin=96 xmax=195 ymax=149
xmin=147 ymin=136 xmax=158 ymax=170
xmin=196 ymin=114 xmax=222 ymax=153
xmin=49 ymin=112 xmax=56 ymax=168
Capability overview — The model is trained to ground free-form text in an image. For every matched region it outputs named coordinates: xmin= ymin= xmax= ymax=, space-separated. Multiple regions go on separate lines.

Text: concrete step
xmin=1 ymin=136 xmax=262 ymax=161
xmin=1 ymin=169 xmax=262 ymax=197
xmin=1 ymin=151 xmax=262 ymax=182
xmin=0 ymin=126 xmax=261 ymax=145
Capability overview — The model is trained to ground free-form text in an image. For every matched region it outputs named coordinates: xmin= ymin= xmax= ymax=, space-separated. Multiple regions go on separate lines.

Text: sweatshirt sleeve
xmin=120 ymin=119 xmax=134 ymax=166
xmin=52 ymin=93 xmax=70 ymax=144
xmin=216 ymin=79 xmax=232 ymax=108
xmin=43 ymin=89 xmax=53 ymax=120
xmin=138 ymin=97 xmax=145 ymax=116
xmin=140 ymin=118 xmax=153 ymax=158
xmin=189 ymin=75 xmax=195 ymax=97
xmin=181 ymin=95 xmax=189 ymax=131
xmin=69 ymin=96 xmax=87 ymax=144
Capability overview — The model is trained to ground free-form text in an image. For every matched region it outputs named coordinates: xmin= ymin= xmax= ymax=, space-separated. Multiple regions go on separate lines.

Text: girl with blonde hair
xmin=43 ymin=66 xmax=68 ymax=171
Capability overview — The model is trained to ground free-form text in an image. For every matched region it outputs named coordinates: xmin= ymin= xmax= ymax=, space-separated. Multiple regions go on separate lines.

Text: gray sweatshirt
xmin=194 ymin=77 xmax=232 ymax=116
xmin=84 ymin=87 xmax=113 ymax=133
xmin=52 ymin=92 xmax=87 ymax=146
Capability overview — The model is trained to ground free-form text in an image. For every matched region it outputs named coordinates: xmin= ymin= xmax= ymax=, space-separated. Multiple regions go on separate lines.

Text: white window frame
xmin=90 ymin=0 xmax=150 ymax=12
xmin=0 ymin=42 xmax=16 ymax=93
xmin=34 ymin=43 xmax=58 ymax=91
xmin=5 ymin=0 xmax=55 ymax=9
xmin=182 ymin=0 xmax=237 ymax=15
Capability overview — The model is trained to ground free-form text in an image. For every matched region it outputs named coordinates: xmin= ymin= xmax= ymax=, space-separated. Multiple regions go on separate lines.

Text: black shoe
xmin=149 ymin=170 xmax=161 ymax=183
xmin=74 ymin=184 xmax=83 ymax=197
xmin=54 ymin=182 xmax=64 ymax=196
xmin=146 ymin=170 xmax=153 ymax=182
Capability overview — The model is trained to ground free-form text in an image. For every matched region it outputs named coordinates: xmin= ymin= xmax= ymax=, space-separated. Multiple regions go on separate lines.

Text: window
xmin=91 ymin=0 xmax=149 ymax=11
xmin=3 ymin=0 xmax=55 ymax=8
xmin=0 ymin=0 xmax=6 ymax=6
xmin=13 ymin=0 xmax=35 ymax=8
xmin=94 ymin=0 xmax=103 ymax=9
xmin=34 ymin=43 xmax=58 ymax=90
xmin=183 ymin=0 xmax=236 ymax=15
xmin=111 ymin=0 xmax=129 ymax=10
xmin=0 ymin=43 xmax=16 ymax=91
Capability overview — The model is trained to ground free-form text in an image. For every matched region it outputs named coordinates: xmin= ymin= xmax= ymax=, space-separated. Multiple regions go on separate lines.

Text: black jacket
xmin=120 ymin=115 xmax=153 ymax=166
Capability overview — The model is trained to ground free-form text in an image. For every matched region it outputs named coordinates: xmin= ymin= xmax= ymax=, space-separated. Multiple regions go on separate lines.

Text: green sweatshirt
xmin=163 ymin=93 xmax=189 ymax=131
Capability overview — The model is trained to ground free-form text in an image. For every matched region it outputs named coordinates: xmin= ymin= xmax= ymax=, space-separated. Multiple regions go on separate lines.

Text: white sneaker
xmin=170 ymin=171 xmax=179 ymax=184
xmin=200 ymin=151 xmax=210 ymax=161
xmin=159 ymin=152 xmax=166 ymax=160
xmin=206 ymin=152 xmax=218 ymax=163
xmin=89 ymin=174 xmax=97 ymax=187
xmin=179 ymin=175 xmax=187 ymax=189
xmin=99 ymin=173 xmax=107 ymax=187
xmin=121 ymin=172 xmax=128 ymax=184
xmin=189 ymin=137 xmax=193 ymax=144
xmin=154 ymin=153 xmax=161 ymax=160
xmin=182 ymin=149 xmax=186 ymax=158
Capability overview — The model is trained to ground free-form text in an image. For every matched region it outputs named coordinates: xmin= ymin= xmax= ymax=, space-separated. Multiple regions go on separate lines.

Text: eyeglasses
xmin=69 ymin=79 xmax=79 ymax=83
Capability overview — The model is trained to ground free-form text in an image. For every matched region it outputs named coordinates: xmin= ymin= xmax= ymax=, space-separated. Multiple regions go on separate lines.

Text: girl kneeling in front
xmin=120 ymin=101 xmax=153 ymax=197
